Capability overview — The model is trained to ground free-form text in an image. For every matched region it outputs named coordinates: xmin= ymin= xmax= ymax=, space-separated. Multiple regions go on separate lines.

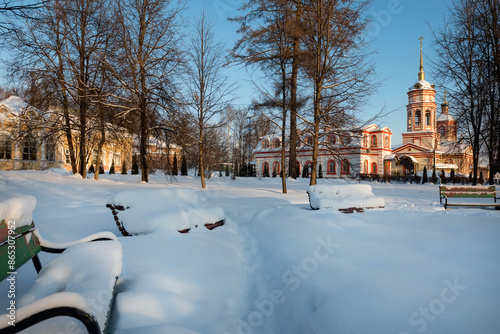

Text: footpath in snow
xmin=0 ymin=170 xmax=499 ymax=334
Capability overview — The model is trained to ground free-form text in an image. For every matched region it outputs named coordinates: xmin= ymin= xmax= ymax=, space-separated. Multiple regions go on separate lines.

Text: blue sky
xmin=1 ymin=0 xmax=453 ymax=146
xmin=193 ymin=0 xmax=454 ymax=146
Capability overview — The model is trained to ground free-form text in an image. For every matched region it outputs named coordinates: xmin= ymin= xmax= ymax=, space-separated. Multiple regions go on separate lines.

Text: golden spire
xmin=418 ymin=36 xmax=425 ymax=81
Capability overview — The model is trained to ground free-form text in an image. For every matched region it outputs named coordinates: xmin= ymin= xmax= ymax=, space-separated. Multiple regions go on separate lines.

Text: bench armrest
xmin=34 ymin=230 xmax=117 ymax=254
xmin=0 ymin=293 xmax=100 ymax=334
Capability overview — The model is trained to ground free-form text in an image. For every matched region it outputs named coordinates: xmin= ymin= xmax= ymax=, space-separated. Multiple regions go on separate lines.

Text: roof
xmin=437 ymin=113 xmax=455 ymax=122
xmin=409 ymin=79 xmax=435 ymax=91
xmin=0 ymin=95 xmax=28 ymax=116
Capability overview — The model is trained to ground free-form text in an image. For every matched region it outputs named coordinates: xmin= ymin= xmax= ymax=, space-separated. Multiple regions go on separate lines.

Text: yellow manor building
xmin=0 ymin=94 xmax=132 ymax=173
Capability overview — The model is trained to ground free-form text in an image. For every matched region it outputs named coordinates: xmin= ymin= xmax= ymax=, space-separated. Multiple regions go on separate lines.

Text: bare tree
xmin=301 ymin=0 xmax=374 ymax=185
xmin=185 ymin=9 xmax=234 ymax=188
xmin=105 ymin=0 xmax=184 ymax=182
xmin=433 ymin=0 xmax=495 ymax=184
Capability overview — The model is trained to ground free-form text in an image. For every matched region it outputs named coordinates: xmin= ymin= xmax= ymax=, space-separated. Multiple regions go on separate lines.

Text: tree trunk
xmin=199 ymin=123 xmax=206 ymax=188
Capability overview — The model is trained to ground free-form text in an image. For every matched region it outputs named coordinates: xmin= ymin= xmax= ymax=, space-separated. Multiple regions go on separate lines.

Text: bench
xmin=439 ymin=185 xmax=500 ymax=210
xmin=106 ymin=188 xmax=225 ymax=235
xmin=0 ymin=196 xmax=122 ymax=334
xmin=307 ymin=184 xmax=385 ymax=213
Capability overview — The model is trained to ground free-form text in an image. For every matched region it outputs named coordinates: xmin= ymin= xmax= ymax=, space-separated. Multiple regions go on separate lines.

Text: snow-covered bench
xmin=0 ymin=196 xmax=122 ymax=334
xmin=307 ymin=184 xmax=385 ymax=213
xmin=106 ymin=188 xmax=225 ymax=235
xmin=439 ymin=185 xmax=500 ymax=210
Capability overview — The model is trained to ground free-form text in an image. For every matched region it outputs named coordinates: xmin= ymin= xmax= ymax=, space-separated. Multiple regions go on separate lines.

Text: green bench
xmin=439 ymin=185 xmax=500 ymax=210
xmin=0 ymin=196 xmax=122 ymax=334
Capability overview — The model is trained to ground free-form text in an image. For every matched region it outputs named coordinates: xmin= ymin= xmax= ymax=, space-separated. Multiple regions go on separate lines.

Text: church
xmin=388 ymin=40 xmax=473 ymax=177
xmin=254 ymin=40 xmax=473 ymax=179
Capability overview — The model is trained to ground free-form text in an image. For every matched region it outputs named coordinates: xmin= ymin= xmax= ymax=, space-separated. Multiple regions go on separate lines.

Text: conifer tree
xmin=181 ymin=155 xmax=188 ymax=176
xmin=99 ymin=160 xmax=104 ymax=174
xmin=131 ymin=155 xmax=139 ymax=175
xmin=121 ymin=161 xmax=127 ymax=175
xmin=318 ymin=163 xmax=323 ymax=179
xmin=172 ymin=152 xmax=178 ymax=176
xmin=109 ymin=160 xmax=115 ymax=174
xmin=422 ymin=166 xmax=428 ymax=184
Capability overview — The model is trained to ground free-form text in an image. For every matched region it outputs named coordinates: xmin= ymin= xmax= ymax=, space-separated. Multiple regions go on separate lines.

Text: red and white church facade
xmin=253 ymin=40 xmax=473 ymax=179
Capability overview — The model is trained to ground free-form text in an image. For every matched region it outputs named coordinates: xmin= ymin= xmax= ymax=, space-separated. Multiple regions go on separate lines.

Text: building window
xmin=262 ymin=140 xmax=269 ymax=149
xmin=305 ymin=136 xmax=313 ymax=146
xmin=23 ymin=135 xmax=37 ymax=161
xmin=363 ymin=135 xmax=368 ymax=147
xmin=408 ymin=111 xmax=412 ymax=130
xmin=262 ymin=162 xmax=270 ymax=177
xmin=371 ymin=135 xmax=377 ymax=147
xmin=328 ymin=135 xmax=336 ymax=145
xmin=372 ymin=162 xmax=377 ymax=174
xmin=65 ymin=149 xmax=71 ymax=163
xmin=363 ymin=160 xmax=368 ymax=174
xmin=45 ymin=139 xmax=56 ymax=162
xmin=425 ymin=111 xmax=431 ymax=126
xmin=113 ymin=153 xmax=121 ymax=166
xmin=415 ymin=110 xmax=421 ymax=127
xmin=273 ymin=139 xmax=280 ymax=148
xmin=440 ymin=126 xmax=446 ymax=136
xmin=0 ymin=135 xmax=12 ymax=160
xmin=273 ymin=161 xmax=280 ymax=176
xmin=341 ymin=159 xmax=350 ymax=174
xmin=384 ymin=136 xmax=389 ymax=148
xmin=328 ymin=160 xmax=336 ymax=174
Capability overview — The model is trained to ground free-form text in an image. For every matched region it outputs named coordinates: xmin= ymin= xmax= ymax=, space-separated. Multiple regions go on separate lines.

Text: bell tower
xmin=402 ymin=37 xmax=438 ymax=149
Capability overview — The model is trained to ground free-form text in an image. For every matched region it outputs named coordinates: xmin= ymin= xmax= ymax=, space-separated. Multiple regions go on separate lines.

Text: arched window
xmin=425 ymin=110 xmax=431 ymax=126
xmin=440 ymin=126 xmax=446 ymax=136
xmin=262 ymin=162 xmax=270 ymax=177
xmin=408 ymin=111 xmax=412 ymax=130
xmin=328 ymin=135 xmax=336 ymax=145
xmin=341 ymin=159 xmax=350 ymax=174
xmin=262 ymin=140 xmax=269 ymax=149
xmin=363 ymin=160 xmax=368 ymax=174
xmin=273 ymin=161 xmax=280 ymax=176
xmin=372 ymin=162 xmax=377 ymax=174
xmin=415 ymin=110 xmax=421 ymax=126
xmin=273 ymin=139 xmax=280 ymax=148
xmin=0 ymin=134 xmax=12 ymax=160
xmin=23 ymin=135 xmax=38 ymax=161
xmin=305 ymin=136 xmax=313 ymax=146
xmin=328 ymin=160 xmax=336 ymax=174
xmin=371 ymin=135 xmax=377 ymax=147
xmin=384 ymin=136 xmax=389 ymax=148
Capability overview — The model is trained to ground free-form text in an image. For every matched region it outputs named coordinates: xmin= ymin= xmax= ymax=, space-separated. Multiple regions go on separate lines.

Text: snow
xmin=0 ymin=170 xmax=499 ymax=334
xmin=108 ymin=188 xmax=225 ymax=234
xmin=0 ymin=95 xmax=28 ymax=116
xmin=0 ymin=195 xmax=37 ymax=228
xmin=307 ymin=184 xmax=385 ymax=210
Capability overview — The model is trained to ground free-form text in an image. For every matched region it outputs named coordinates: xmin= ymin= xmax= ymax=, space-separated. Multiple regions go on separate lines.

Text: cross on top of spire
xmin=418 ymin=36 xmax=425 ymax=81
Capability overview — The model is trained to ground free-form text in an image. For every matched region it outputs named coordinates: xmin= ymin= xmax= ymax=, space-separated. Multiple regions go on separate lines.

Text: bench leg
xmin=32 ymin=255 xmax=42 ymax=273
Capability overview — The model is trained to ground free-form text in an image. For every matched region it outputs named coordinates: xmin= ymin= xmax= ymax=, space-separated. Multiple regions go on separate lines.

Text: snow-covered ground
xmin=1 ymin=169 xmax=499 ymax=334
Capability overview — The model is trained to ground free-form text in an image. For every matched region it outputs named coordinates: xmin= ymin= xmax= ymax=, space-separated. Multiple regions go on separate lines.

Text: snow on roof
xmin=435 ymin=163 xmax=458 ymax=170
xmin=409 ymin=79 xmax=435 ymax=91
xmin=438 ymin=141 xmax=470 ymax=154
xmin=437 ymin=113 xmax=455 ymax=122
xmin=0 ymin=95 xmax=28 ymax=116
